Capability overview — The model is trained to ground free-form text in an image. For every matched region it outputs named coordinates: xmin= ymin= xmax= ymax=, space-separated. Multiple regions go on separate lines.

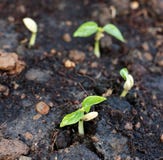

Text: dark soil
xmin=0 ymin=0 xmax=163 ymax=160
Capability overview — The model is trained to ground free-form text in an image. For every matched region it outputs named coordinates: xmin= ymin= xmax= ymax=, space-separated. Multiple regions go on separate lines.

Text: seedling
xmin=120 ymin=68 xmax=134 ymax=97
xmin=73 ymin=21 xmax=125 ymax=58
xmin=60 ymin=95 xmax=106 ymax=135
xmin=23 ymin=17 xmax=38 ymax=48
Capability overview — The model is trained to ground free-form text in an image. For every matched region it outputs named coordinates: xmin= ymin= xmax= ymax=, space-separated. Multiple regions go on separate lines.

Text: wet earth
xmin=0 ymin=0 xmax=163 ymax=160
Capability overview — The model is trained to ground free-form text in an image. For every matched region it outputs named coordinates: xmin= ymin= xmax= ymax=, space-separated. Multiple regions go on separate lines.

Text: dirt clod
xmin=0 ymin=51 xmax=25 ymax=75
xmin=0 ymin=138 xmax=29 ymax=160
xmin=69 ymin=50 xmax=85 ymax=62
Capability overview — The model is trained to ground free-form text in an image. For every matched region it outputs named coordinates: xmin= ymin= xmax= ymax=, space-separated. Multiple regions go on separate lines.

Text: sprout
xmin=23 ymin=17 xmax=38 ymax=48
xmin=60 ymin=95 xmax=106 ymax=135
xmin=120 ymin=68 xmax=134 ymax=97
xmin=73 ymin=21 xmax=125 ymax=58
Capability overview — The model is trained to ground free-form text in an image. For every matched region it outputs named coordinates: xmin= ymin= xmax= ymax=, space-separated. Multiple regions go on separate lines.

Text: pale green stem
xmin=120 ymin=89 xmax=128 ymax=97
xmin=94 ymin=40 xmax=100 ymax=58
xmin=29 ymin=32 xmax=37 ymax=48
xmin=78 ymin=120 xmax=84 ymax=135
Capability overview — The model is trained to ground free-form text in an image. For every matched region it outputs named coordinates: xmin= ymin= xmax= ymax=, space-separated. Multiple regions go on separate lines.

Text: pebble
xmin=36 ymin=101 xmax=50 ymax=115
xmin=24 ymin=132 xmax=33 ymax=140
xmin=69 ymin=50 xmax=85 ymax=62
xmin=130 ymin=1 xmax=139 ymax=10
xmin=19 ymin=156 xmax=32 ymax=160
xmin=33 ymin=114 xmax=42 ymax=120
xmin=90 ymin=62 xmax=98 ymax=68
xmin=160 ymin=134 xmax=163 ymax=143
xmin=0 ymin=138 xmax=29 ymax=160
xmin=124 ymin=122 xmax=133 ymax=130
xmin=78 ymin=69 xmax=87 ymax=75
xmin=64 ymin=59 xmax=76 ymax=68
xmin=143 ymin=52 xmax=153 ymax=61
xmin=155 ymin=52 xmax=163 ymax=67
xmin=135 ymin=122 xmax=141 ymax=129
xmin=0 ymin=84 xmax=9 ymax=96
xmin=62 ymin=33 xmax=71 ymax=42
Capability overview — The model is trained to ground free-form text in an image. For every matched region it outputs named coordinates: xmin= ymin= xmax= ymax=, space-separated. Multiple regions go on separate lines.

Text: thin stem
xmin=78 ymin=120 xmax=84 ymax=135
xmin=29 ymin=32 xmax=36 ymax=48
xmin=94 ymin=40 xmax=100 ymax=58
xmin=120 ymin=89 xmax=128 ymax=97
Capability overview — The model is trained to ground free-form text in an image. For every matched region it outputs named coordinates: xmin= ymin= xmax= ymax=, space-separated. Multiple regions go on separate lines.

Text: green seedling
xmin=73 ymin=21 xmax=125 ymax=58
xmin=23 ymin=17 xmax=38 ymax=48
xmin=120 ymin=68 xmax=134 ymax=97
xmin=60 ymin=95 xmax=106 ymax=135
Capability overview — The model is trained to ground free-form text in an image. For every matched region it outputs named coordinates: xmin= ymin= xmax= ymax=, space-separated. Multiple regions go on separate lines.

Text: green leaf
xmin=82 ymin=96 xmax=106 ymax=113
xmin=120 ymin=68 xmax=129 ymax=80
xmin=103 ymin=24 xmax=125 ymax=42
xmin=60 ymin=110 xmax=84 ymax=127
xmin=73 ymin=21 xmax=98 ymax=37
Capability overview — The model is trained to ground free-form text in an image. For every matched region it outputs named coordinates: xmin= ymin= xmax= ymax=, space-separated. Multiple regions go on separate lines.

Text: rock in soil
xmin=51 ymin=144 xmax=100 ymax=160
xmin=35 ymin=101 xmax=50 ymax=115
xmin=0 ymin=138 xmax=29 ymax=160
xmin=0 ymin=84 xmax=9 ymax=96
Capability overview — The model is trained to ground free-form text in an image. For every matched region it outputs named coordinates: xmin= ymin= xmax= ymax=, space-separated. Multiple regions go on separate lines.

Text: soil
xmin=0 ymin=0 xmax=163 ymax=160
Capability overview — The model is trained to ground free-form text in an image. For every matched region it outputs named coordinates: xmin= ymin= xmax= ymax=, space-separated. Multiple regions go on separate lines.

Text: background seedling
xmin=60 ymin=95 xmax=106 ymax=135
xmin=73 ymin=21 xmax=125 ymax=58
xmin=23 ymin=17 xmax=38 ymax=48
xmin=120 ymin=68 xmax=134 ymax=97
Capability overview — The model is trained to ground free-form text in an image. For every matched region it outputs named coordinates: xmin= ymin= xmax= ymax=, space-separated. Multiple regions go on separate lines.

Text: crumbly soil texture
xmin=0 ymin=0 xmax=163 ymax=160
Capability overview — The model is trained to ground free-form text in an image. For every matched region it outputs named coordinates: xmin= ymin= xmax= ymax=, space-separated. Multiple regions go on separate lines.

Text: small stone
xmin=91 ymin=136 xmax=99 ymax=142
xmin=160 ymin=134 xmax=163 ymax=143
xmin=130 ymin=1 xmax=139 ymax=10
xmin=114 ymin=155 xmax=121 ymax=160
xmin=64 ymin=59 xmax=76 ymax=68
xmin=19 ymin=156 xmax=32 ymax=160
xmin=142 ymin=42 xmax=149 ymax=51
xmin=65 ymin=21 xmax=72 ymax=26
xmin=36 ymin=101 xmax=50 ymax=115
xmin=78 ymin=69 xmax=87 ymax=75
xmin=33 ymin=114 xmax=42 ymax=120
xmin=143 ymin=52 xmax=153 ymax=61
xmin=20 ymin=93 xmax=26 ymax=99
xmin=24 ymin=132 xmax=33 ymax=140
xmin=62 ymin=33 xmax=71 ymax=42
xmin=0 ymin=84 xmax=9 ymax=96
xmin=135 ymin=122 xmax=141 ymax=129
xmin=155 ymin=52 xmax=163 ymax=67
xmin=69 ymin=50 xmax=85 ymax=62
xmin=91 ymin=62 xmax=98 ymax=68
xmin=50 ymin=48 xmax=57 ymax=55
xmin=124 ymin=122 xmax=133 ymax=130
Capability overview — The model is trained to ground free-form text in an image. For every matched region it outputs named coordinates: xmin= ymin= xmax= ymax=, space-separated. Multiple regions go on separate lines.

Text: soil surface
xmin=0 ymin=0 xmax=163 ymax=160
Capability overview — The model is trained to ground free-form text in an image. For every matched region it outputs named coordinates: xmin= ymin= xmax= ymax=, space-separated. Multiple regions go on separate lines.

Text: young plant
xmin=73 ymin=21 xmax=125 ymax=58
xmin=120 ymin=68 xmax=134 ymax=97
xmin=60 ymin=95 xmax=106 ymax=135
xmin=23 ymin=17 xmax=38 ymax=48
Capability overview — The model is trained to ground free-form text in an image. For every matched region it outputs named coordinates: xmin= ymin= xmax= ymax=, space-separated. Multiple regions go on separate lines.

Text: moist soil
xmin=0 ymin=0 xmax=163 ymax=160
